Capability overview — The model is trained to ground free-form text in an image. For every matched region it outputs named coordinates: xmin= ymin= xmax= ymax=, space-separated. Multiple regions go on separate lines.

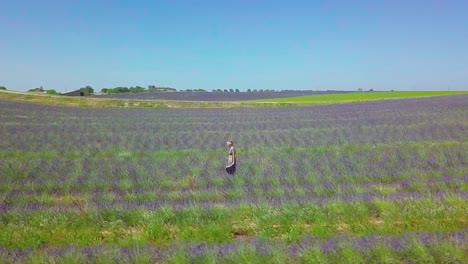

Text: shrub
xmin=46 ymin=89 xmax=58 ymax=95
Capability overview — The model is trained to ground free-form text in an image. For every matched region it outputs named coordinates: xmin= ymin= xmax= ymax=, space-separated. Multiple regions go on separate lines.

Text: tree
xmin=129 ymin=86 xmax=145 ymax=93
xmin=101 ymin=88 xmax=109 ymax=94
xmin=29 ymin=86 xmax=45 ymax=92
xmin=217 ymin=89 xmax=222 ymax=92
xmin=252 ymin=89 xmax=258 ymax=92
xmin=235 ymin=89 xmax=240 ymax=92
xmin=358 ymin=88 xmax=363 ymax=92
xmin=0 ymin=86 xmax=6 ymax=90
xmin=369 ymin=89 xmax=374 ymax=92
xmin=82 ymin=85 xmax=94 ymax=94
xmin=223 ymin=89 xmax=228 ymax=92
xmin=114 ymin=87 xmax=129 ymax=93
xmin=259 ymin=89 xmax=264 ymax=92
xmin=247 ymin=89 xmax=251 ymax=92
xmin=229 ymin=89 xmax=234 ymax=93
xmin=46 ymin=89 xmax=58 ymax=95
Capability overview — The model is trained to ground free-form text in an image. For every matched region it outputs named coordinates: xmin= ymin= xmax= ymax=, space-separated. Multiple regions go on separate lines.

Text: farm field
xmin=1 ymin=90 xmax=467 ymax=109
xmin=0 ymin=95 xmax=467 ymax=263
xmin=99 ymin=90 xmax=349 ymax=101
xmin=255 ymin=91 xmax=468 ymax=103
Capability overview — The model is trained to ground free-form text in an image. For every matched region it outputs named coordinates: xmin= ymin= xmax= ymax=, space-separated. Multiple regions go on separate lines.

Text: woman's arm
xmin=232 ymin=150 xmax=236 ymax=164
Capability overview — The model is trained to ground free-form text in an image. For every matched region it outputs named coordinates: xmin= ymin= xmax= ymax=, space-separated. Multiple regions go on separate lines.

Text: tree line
xmin=0 ymin=85 xmax=286 ymax=94
xmin=102 ymin=86 xmax=178 ymax=94
xmin=24 ymin=85 xmax=94 ymax=95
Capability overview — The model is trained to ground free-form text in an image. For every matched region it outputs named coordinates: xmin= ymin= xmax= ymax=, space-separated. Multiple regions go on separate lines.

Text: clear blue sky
xmin=1 ymin=0 xmax=467 ymax=92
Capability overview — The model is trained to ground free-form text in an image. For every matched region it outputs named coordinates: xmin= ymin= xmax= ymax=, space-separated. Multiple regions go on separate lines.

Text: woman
xmin=225 ymin=141 xmax=236 ymax=174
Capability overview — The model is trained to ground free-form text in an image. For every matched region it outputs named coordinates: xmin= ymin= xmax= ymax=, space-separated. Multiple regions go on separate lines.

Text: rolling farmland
xmin=2 ymin=90 xmax=467 ymax=109
xmin=99 ymin=90 xmax=349 ymax=101
xmin=0 ymin=94 xmax=467 ymax=263
xmin=255 ymin=91 xmax=468 ymax=103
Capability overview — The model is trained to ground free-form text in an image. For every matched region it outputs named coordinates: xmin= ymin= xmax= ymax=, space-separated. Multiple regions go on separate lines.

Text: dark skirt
xmin=226 ymin=163 xmax=236 ymax=174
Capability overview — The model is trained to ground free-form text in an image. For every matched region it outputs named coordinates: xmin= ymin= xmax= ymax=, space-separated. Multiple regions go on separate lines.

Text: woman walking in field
xmin=225 ymin=141 xmax=236 ymax=174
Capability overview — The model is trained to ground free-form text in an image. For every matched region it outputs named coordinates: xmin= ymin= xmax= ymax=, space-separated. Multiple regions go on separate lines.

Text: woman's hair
xmin=227 ymin=140 xmax=234 ymax=145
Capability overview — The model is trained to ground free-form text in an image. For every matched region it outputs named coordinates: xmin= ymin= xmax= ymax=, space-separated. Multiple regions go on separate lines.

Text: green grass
xmin=255 ymin=91 xmax=468 ymax=103
xmin=1 ymin=199 xmax=466 ymax=248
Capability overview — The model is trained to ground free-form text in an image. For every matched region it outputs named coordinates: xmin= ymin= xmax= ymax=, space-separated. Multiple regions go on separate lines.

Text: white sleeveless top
xmin=228 ymin=146 xmax=235 ymax=165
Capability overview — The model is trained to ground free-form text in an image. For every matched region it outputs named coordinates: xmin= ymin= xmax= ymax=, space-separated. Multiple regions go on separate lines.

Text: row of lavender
xmin=0 ymin=95 xmax=467 ymax=261
xmin=0 ymin=96 xmax=467 ymax=212
xmin=1 ymin=95 xmax=466 ymax=152
xmin=98 ymin=90 xmax=349 ymax=101
xmin=1 ymin=232 xmax=466 ymax=263
xmin=1 ymin=145 xmax=466 ymax=212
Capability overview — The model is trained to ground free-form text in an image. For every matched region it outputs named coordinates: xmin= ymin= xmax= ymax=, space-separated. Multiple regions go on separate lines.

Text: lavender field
xmin=99 ymin=90 xmax=348 ymax=101
xmin=0 ymin=95 xmax=467 ymax=263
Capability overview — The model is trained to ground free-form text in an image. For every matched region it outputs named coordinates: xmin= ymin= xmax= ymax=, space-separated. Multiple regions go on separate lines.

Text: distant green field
xmin=255 ymin=91 xmax=468 ymax=103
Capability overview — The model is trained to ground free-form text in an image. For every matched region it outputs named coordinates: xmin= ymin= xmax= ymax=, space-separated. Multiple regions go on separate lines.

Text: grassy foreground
xmin=1 ymin=90 xmax=466 ymax=108
xmin=1 ymin=199 xmax=466 ymax=248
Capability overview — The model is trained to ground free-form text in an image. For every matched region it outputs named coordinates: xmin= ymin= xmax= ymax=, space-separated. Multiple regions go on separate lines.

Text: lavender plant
xmin=0 ymin=95 xmax=467 ymax=262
